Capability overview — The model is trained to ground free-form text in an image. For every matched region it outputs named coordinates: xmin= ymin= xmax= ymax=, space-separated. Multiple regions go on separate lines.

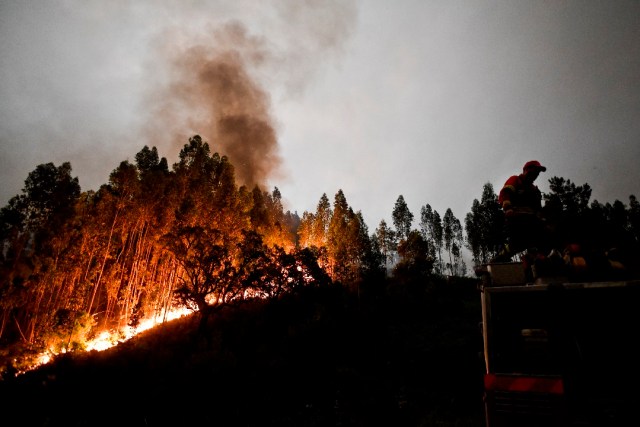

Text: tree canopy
xmin=1 ymin=140 xmax=638 ymax=373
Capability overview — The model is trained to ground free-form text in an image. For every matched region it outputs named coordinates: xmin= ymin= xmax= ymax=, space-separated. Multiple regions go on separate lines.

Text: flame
xmin=84 ymin=307 xmax=192 ymax=352
xmin=21 ymin=307 xmax=192 ymax=375
xmin=20 ymin=263 xmax=314 ymax=375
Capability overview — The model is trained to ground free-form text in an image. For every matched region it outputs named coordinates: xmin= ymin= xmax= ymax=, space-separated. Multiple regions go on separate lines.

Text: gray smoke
xmin=142 ymin=1 xmax=357 ymax=188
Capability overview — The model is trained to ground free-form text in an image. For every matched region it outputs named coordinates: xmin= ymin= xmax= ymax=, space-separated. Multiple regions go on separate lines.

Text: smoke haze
xmin=145 ymin=22 xmax=280 ymax=187
xmin=1 ymin=1 xmax=639 ymax=236
xmin=1 ymin=0 xmax=356 ymax=197
xmin=140 ymin=1 xmax=357 ymax=188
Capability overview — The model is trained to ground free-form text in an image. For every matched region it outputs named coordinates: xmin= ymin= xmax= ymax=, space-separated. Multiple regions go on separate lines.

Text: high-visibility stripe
xmin=484 ymin=373 xmax=564 ymax=394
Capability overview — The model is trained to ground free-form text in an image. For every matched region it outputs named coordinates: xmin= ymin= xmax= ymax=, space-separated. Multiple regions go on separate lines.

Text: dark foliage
xmin=0 ymin=277 xmax=485 ymax=427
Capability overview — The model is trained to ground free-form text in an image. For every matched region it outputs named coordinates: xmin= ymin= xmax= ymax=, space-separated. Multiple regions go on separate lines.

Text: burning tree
xmin=0 ymin=135 xmax=330 ymax=363
xmin=298 ymin=190 xmax=386 ymax=289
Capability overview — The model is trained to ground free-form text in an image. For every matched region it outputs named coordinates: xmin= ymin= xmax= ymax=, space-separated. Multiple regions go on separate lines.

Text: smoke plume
xmin=144 ymin=22 xmax=277 ymax=187
xmin=141 ymin=1 xmax=356 ymax=189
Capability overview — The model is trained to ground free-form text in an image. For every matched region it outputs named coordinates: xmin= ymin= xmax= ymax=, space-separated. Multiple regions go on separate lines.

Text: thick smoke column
xmin=139 ymin=1 xmax=356 ymax=190
xmin=147 ymin=22 xmax=279 ymax=187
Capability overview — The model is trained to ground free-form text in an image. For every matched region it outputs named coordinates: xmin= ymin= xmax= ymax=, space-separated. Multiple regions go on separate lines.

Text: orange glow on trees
xmin=0 ymin=135 xmax=344 ymax=375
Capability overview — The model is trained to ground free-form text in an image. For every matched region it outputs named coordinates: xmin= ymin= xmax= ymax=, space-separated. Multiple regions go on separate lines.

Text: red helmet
xmin=523 ymin=160 xmax=546 ymax=172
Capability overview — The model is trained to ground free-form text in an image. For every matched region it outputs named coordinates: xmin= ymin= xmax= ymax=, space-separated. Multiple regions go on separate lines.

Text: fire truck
xmin=477 ymin=260 xmax=640 ymax=427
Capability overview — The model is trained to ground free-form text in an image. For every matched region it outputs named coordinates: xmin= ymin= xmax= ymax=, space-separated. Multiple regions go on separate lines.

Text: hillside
xmin=0 ymin=278 xmax=485 ymax=427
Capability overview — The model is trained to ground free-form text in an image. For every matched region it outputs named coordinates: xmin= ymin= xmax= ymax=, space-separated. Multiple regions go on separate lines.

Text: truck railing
xmin=478 ymin=261 xmax=640 ymax=426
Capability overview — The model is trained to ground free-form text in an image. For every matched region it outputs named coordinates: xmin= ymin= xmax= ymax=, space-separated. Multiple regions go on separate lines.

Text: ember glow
xmin=28 ymin=307 xmax=192 ymax=374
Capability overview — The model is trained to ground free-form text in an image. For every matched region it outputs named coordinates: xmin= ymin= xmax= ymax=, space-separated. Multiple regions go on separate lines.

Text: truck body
xmin=478 ymin=261 xmax=640 ymax=427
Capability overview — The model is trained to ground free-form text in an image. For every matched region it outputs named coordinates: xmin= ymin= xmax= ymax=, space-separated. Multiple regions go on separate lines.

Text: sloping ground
xmin=0 ymin=278 xmax=485 ymax=427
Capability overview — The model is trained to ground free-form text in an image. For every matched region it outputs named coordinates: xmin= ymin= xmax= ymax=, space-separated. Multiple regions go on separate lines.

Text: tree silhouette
xmin=464 ymin=183 xmax=503 ymax=265
xmin=392 ymin=195 xmax=413 ymax=242
xmin=375 ymin=219 xmax=396 ymax=273
xmin=392 ymin=230 xmax=433 ymax=295
xmin=420 ymin=204 xmax=443 ymax=273
xmin=443 ymin=208 xmax=464 ymax=276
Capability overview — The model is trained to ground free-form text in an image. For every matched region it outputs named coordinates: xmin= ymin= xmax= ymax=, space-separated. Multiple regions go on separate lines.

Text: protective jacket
xmin=498 ymin=174 xmax=542 ymax=214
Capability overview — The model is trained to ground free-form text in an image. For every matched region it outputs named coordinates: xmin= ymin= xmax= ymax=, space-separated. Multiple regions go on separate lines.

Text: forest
xmin=0 ymin=135 xmax=639 ymax=424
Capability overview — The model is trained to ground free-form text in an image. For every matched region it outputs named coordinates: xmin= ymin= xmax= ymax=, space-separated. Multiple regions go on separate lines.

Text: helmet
xmin=523 ymin=160 xmax=546 ymax=172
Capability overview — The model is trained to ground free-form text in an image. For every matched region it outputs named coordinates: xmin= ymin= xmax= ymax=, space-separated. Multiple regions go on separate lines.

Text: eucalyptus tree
xmin=135 ymin=145 xmax=168 ymax=177
xmin=392 ymin=195 xmax=413 ymax=242
xmin=263 ymin=186 xmax=296 ymax=250
xmin=312 ymin=193 xmax=332 ymax=248
xmin=538 ymin=176 xmax=596 ymax=253
xmin=164 ymin=225 xmax=239 ymax=328
xmin=248 ymin=185 xmax=295 ymax=250
xmin=171 ymin=135 xmax=250 ymax=239
xmin=242 ymin=239 xmax=331 ymax=300
xmin=135 ymin=145 xmax=171 ymax=231
xmin=0 ymin=195 xmax=27 ymax=340
xmin=0 ymin=195 xmax=27 ymax=266
xmin=464 ymin=183 xmax=504 ymax=265
xmin=375 ymin=219 xmax=396 ymax=273
xmin=297 ymin=211 xmax=315 ymax=249
xmin=392 ymin=230 xmax=433 ymax=293
xmin=419 ymin=204 xmax=443 ymax=273
xmin=112 ymin=146 xmax=173 ymax=329
xmin=161 ymin=135 xmax=261 ymax=326
xmin=442 ymin=208 xmax=464 ymax=276
xmin=249 ymin=185 xmax=270 ymax=235
xmin=283 ymin=210 xmax=301 ymax=247
xmin=24 ymin=162 xmax=82 ymax=343
xmin=544 ymin=177 xmax=592 ymax=217
xmin=342 ymin=209 xmax=378 ymax=287
xmin=172 ymin=135 xmax=222 ymax=226
xmin=297 ymin=193 xmax=332 ymax=270
xmin=327 ymin=189 xmax=351 ymax=281
xmin=166 ymin=223 xmax=329 ymax=332
xmin=354 ymin=212 xmax=385 ymax=286
xmin=0 ymin=162 xmax=81 ymax=344
xmin=84 ymin=159 xmax=147 ymax=328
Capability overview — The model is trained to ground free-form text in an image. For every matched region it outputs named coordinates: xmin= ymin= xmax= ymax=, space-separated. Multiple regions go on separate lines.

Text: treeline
xmin=0 ymin=137 xmax=326 ymax=360
xmin=0 ymin=136 xmax=448 ymax=371
xmin=1 ymin=135 xmax=639 ymax=372
xmin=465 ymin=180 xmax=640 ymax=268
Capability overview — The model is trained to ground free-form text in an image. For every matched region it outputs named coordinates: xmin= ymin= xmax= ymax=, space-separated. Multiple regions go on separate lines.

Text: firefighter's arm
xmin=499 ymin=184 xmax=515 ymax=216
xmin=503 ymin=203 xmax=515 ymax=218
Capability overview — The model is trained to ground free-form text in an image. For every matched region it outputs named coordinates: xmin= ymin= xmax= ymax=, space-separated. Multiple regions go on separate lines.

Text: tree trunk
xmin=88 ymin=208 xmax=119 ymax=314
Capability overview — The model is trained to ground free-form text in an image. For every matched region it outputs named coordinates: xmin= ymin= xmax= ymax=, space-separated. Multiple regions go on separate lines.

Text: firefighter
xmin=495 ymin=160 xmax=549 ymax=263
